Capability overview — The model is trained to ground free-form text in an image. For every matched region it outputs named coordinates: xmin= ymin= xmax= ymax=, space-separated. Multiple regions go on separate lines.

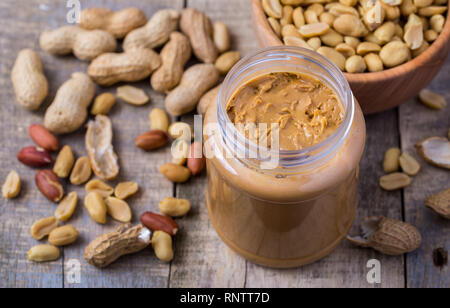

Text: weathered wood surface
xmin=0 ymin=0 xmax=448 ymax=288
xmin=0 ymin=0 xmax=184 ymax=288
xmin=399 ymin=59 xmax=450 ymax=288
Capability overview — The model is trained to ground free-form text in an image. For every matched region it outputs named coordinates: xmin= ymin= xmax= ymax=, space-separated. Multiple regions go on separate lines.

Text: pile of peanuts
xmin=3 ymin=6 xmax=235 ymax=267
xmin=262 ymin=0 xmax=448 ymax=73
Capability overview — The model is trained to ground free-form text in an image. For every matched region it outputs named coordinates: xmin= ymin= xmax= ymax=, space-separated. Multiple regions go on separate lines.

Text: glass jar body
xmin=204 ymin=47 xmax=366 ymax=268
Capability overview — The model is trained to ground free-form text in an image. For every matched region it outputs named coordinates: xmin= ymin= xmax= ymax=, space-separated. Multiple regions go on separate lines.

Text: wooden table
xmin=0 ymin=0 xmax=448 ymax=288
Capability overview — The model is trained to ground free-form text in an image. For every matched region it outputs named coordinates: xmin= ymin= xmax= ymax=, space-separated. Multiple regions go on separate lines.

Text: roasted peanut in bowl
xmin=252 ymin=0 xmax=450 ymax=114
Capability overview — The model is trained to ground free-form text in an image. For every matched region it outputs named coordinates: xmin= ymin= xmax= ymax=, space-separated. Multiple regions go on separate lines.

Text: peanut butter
xmin=226 ymin=72 xmax=344 ymax=150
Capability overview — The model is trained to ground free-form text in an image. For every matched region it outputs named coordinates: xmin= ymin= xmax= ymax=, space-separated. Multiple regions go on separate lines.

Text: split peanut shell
xmin=70 ymin=156 xmax=92 ymax=185
xmin=415 ymin=137 xmax=450 ymax=169
xmin=84 ymin=192 xmax=107 ymax=224
xmin=48 ymin=225 xmax=79 ymax=246
xmin=86 ymin=115 xmax=119 ymax=181
xmin=347 ymin=216 xmax=422 ymax=255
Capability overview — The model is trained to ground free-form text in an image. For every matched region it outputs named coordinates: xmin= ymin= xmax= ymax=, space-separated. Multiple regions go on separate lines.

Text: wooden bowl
xmin=251 ymin=0 xmax=450 ymax=114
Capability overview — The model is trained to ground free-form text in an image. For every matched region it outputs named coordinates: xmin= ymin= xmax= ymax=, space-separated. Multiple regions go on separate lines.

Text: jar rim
xmin=217 ymin=46 xmax=355 ymax=172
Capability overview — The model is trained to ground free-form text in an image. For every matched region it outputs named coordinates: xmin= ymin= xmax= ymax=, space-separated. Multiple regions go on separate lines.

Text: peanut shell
xmin=416 ymin=137 xmax=450 ymax=169
xmin=53 ymin=145 xmax=75 ymax=178
xmin=348 ymin=216 xmax=422 ymax=255
xmin=84 ymin=224 xmax=151 ymax=268
xmin=383 ymin=147 xmax=401 ymax=173
xmin=425 ymin=188 xmax=450 ymax=219
xmin=86 ymin=115 xmax=119 ymax=181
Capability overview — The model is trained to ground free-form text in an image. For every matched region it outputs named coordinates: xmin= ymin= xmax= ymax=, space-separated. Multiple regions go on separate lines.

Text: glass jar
xmin=203 ymin=46 xmax=366 ymax=268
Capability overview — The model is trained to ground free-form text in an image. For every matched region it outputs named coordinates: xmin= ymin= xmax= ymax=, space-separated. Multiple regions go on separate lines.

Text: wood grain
xmin=173 ymin=0 xmax=405 ymax=288
xmin=0 ymin=0 xmax=66 ymax=288
xmin=399 ymin=59 xmax=450 ymax=288
xmin=60 ymin=0 xmax=185 ymax=289
xmin=0 ymin=0 xmax=184 ymax=288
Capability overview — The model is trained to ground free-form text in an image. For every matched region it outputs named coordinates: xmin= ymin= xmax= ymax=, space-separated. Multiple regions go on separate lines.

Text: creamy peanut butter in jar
xmin=203 ymin=47 xmax=366 ymax=268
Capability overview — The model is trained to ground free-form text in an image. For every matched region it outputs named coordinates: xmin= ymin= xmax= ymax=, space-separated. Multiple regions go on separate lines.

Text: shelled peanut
xmin=70 ymin=157 xmax=92 ymax=185
xmin=48 ymin=225 xmax=79 ymax=246
xmin=136 ymin=130 xmax=169 ymax=151
xmin=85 ymin=179 xmax=114 ymax=198
xmin=159 ymin=197 xmax=191 ymax=217
xmin=117 ymin=86 xmax=150 ymax=106
xmin=84 ymin=179 xmax=135 ymax=224
xmin=91 ymin=93 xmax=116 ymax=115
xmin=55 ymin=192 xmax=78 ymax=222
xmin=2 ymin=171 xmax=21 ymax=199
xmin=262 ymin=0 xmax=448 ymax=73
xmin=53 ymin=145 xmax=75 ymax=178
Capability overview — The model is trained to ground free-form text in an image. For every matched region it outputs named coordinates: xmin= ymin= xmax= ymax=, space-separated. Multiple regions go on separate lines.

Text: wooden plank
xmin=0 ymin=0 xmax=184 ymax=288
xmin=399 ymin=57 xmax=450 ymax=288
xmin=60 ymin=0 xmax=184 ymax=288
xmin=170 ymin=0 xmax=404 ymax=288
xmin=0 ymin=0 xmax=67 ymax=288
xmin=245 ymin=110 xmax=405 ymax=288
xmin=168 ymin=0 xmax=257 ymax=288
